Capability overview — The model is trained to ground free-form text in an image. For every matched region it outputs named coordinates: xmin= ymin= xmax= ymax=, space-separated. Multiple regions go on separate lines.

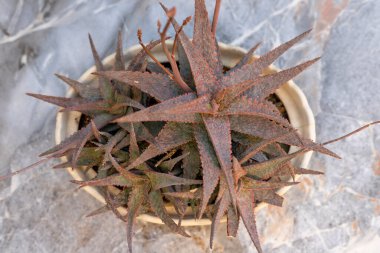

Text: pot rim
xmin=56 ymin=41 xmax=315 ymax=226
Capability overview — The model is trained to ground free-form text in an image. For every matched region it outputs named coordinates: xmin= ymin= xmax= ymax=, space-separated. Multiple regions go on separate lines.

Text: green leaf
xmin=144 ymin=171 xmax=202 ymax=190
xmin=158 ymin=152 xmax=189 ymax=172
xmin=119 ymin=122 xmax=156 ymax=145
xmin=244 ymin=150 xmax=303 ymax=179
xmin=255 ymin=190 xmax=284 ymax=207
xmin=55 ymin=74 xmax=101 ymax=100
xmin=181 ymin=143 xmax=201 ymax=179
xmin=242 ymin=178 xmax=299 ymax=190
xmin=70 ymin=174 xmax=133 ymax=188
xmin=53 ymin=147 xmax=104 ymax=168
xmin=114 ymin=31 xmax=126 ymax=71
xmin=163 ymin=189 xmax=202 ymax=200
xmin=107 ymin=153 xmax=147 ymax=184
xmin=126 ymin=123 xmax=193 ymax=170
xmin=88 ymin=34 xmax=114 ymax=101
xmin=126 ymin=184 xmax=149 ymax=253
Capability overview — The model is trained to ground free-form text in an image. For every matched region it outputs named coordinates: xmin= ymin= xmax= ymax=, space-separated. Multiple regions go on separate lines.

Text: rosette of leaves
xmin=2 ymin=1 xmax=379 ymax=253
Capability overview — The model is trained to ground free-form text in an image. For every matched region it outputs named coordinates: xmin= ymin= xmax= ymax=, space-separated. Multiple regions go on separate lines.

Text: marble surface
xmin=1 ymin=0 xmax=380 ymax=252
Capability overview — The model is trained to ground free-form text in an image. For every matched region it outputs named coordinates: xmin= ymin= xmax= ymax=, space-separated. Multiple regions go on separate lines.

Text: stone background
xmin=1 ymin=0 xmax=380 ymax=252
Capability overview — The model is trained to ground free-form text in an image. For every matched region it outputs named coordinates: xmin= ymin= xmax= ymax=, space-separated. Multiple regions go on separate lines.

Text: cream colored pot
xmin=56 ymin=41 xmax=315 ymax=226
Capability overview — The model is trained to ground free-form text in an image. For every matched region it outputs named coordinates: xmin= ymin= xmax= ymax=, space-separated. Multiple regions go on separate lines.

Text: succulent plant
xmin=1 ymin=1 xmax=379 ymax=253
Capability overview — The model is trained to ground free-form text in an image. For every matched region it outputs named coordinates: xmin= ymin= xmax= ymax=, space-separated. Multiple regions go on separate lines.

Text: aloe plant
xmin=1 ymin=1 xmax=379 ymax=252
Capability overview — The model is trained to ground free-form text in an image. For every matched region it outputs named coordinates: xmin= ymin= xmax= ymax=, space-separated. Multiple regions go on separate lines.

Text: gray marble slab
xmin=1 ymin=0 xmax=379 ymax=252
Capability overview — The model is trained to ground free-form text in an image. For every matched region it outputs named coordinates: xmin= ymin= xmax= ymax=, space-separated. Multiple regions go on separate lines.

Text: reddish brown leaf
xmin=114 ymin=93 xmax=202 ymax=124
xmin=0 ymin=158 xmax=51 ymax=181
xmin=164 ymin=94 xmax=214 ymax=115
xmin=128 ymin=39 xmax=162 ymax=71
xmin=210 ymin=191 xmax=229 ymax=249
xmin=27 ymin=93 xmax=92 ymax=109
xmin=160 ymin=3 xmax=218 ymax=96
xmin=161 ymin=187 xmax=188 ymax=221
xmin=177 ymin=43 xmax=194 ymax=88
xmin=40 ymin=113 xmax=117 ymax=157
xmin=294 ymin=167 xmax=324 ymax=175
xmin=103 ymin=130 xmax=127 ymax=159
xmin=239 ymin=130 xmax=296 ymax=164
xmin=148 ymin=190 xmax=190 ymax=237
xmin=193 ymin=124 xmax=221 ymax=218
xmin=221 ymin=97 xmax=291 ymax=127
xmin=230 ymin=115 xmax=340 ymax=158
xmin=244 ymin=58 xmax=320 ymax=100
xmin=94 ymin=71 xmax=183 ymax=102
xmin=232 ymin=157 xmax=247 ymax=185
xmin=217 ymin=58 xmax=320 ymax=107
xmin=193 ymin=0 xmax=223 ymax=77
xmin=91 ymin=120 xmax=102 ymax=142
xmin=223 ymin=30 xmax=312 ymax=87
xmin=255 ymin=190 xmax=284 ymax=207
xmin=237 ymin=189 xmax=263 ymax=253
xmin=227 ymin=204 xmax=239 ymax=237
xmin=85 ymin=205 xmax=110 ymax=218
xmin=227 ymin=43 xmax=261 ymax=74
xmin=104 ymin=190 xmax=127 ymax=222
xmin=202 ymin=115 xmax=237 ymax=211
